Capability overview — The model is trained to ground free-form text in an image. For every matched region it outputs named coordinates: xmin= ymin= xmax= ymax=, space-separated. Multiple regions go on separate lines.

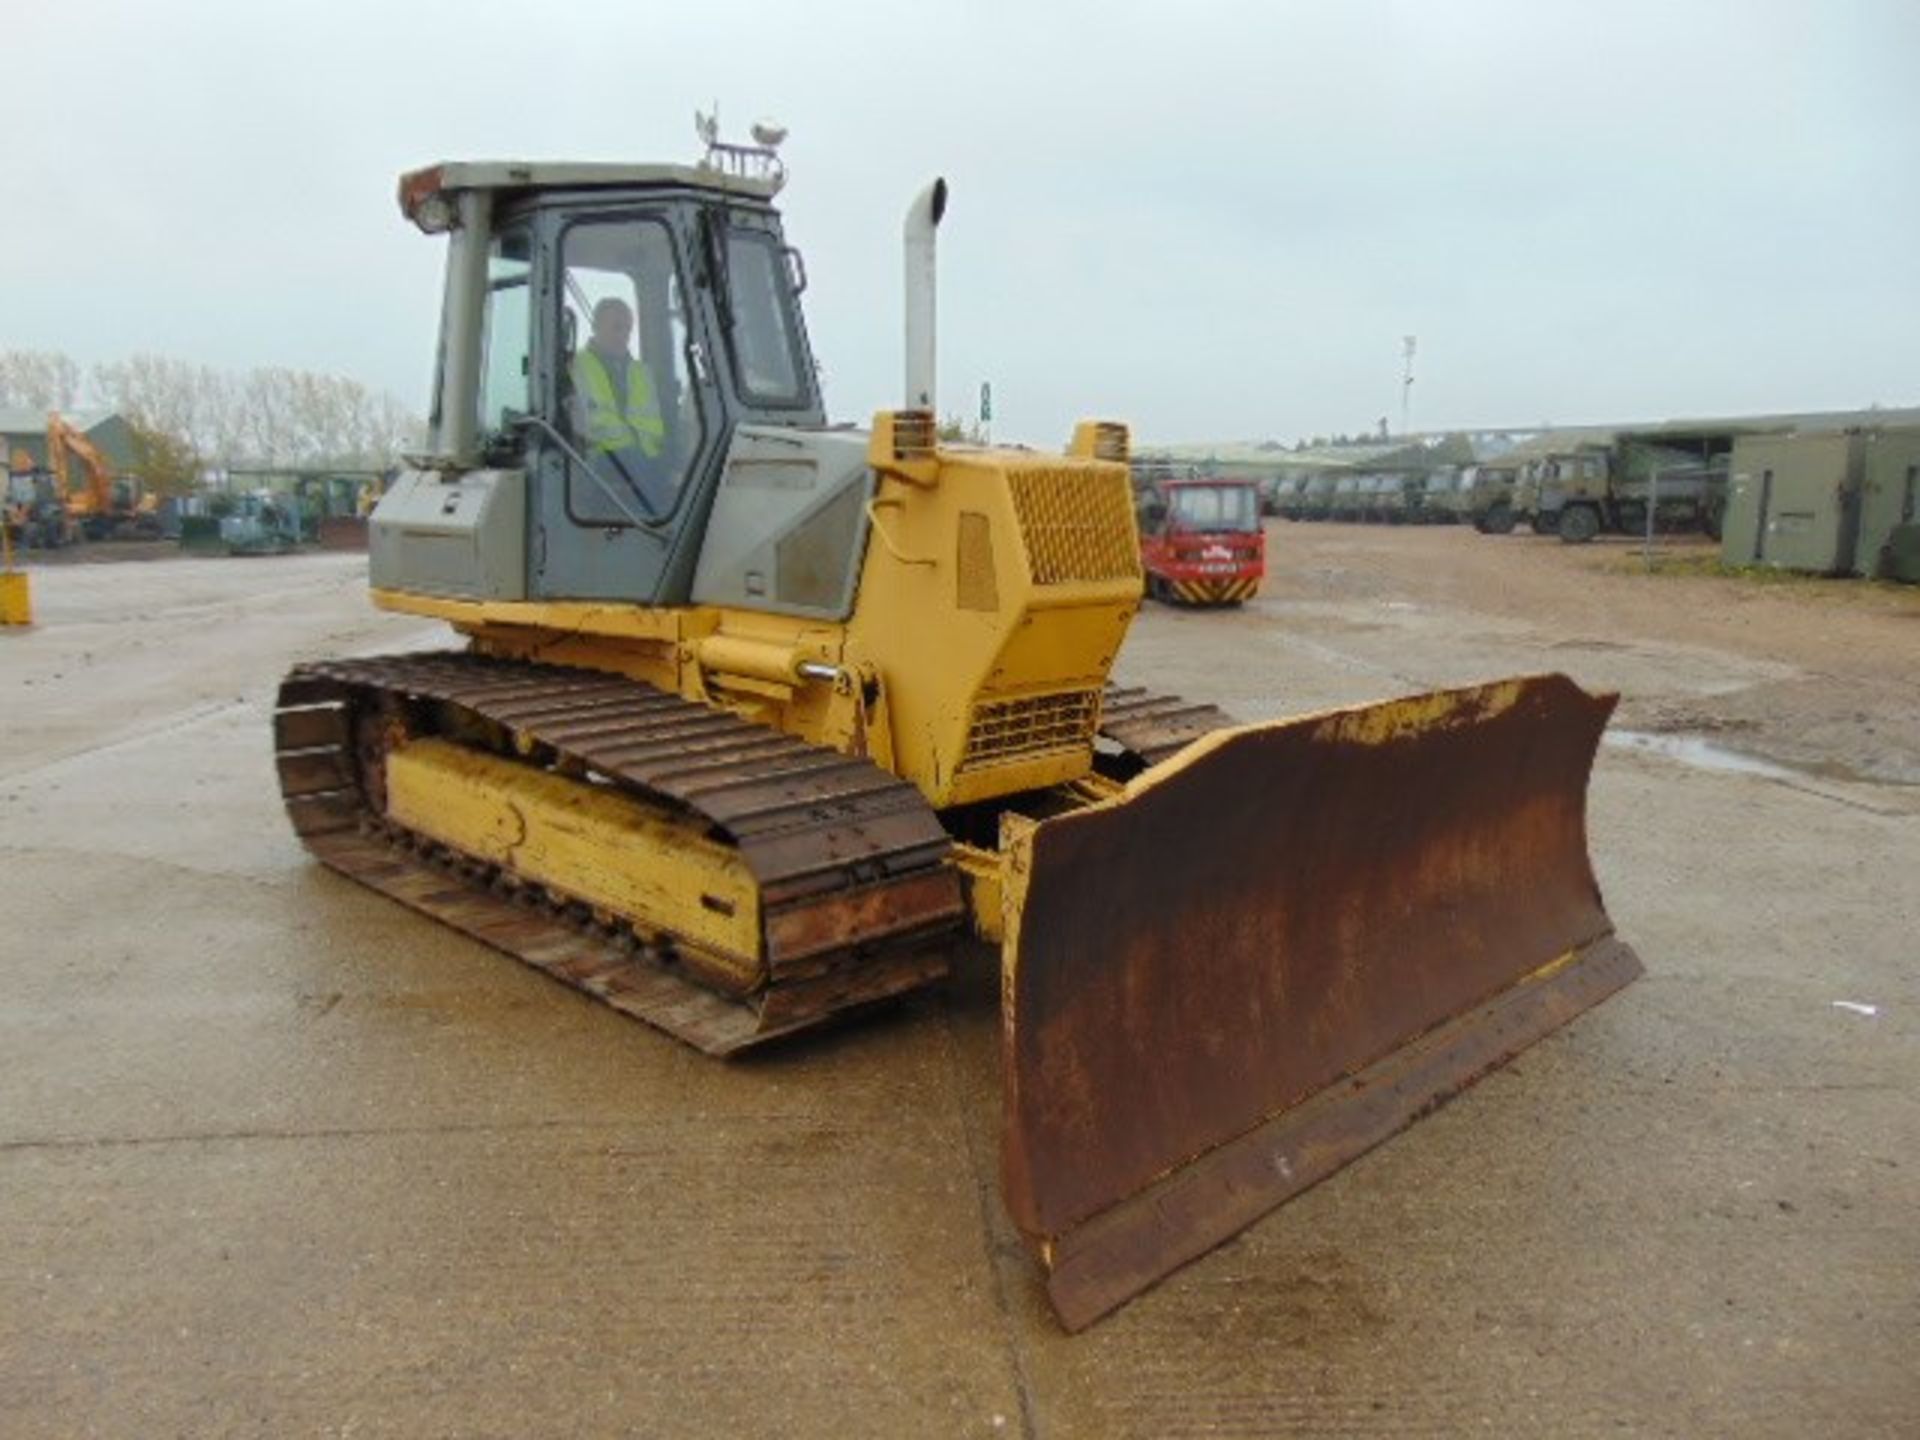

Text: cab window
xmin=1171 ymin=485 xmax=1260 ymax=532
xmin=723 ymin=230 xmax=807 ymax=405
xmin=476 ymin=228 xmax=531 ymax=442
xmin=558 ymin=216 xmax=703 ymax=526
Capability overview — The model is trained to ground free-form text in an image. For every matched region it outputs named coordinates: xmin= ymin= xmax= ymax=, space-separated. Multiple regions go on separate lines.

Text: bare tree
xmin=0 ymin=350 xmax=83 ymax=411
xmin=92 ymin=354 xmax=423 ymax=472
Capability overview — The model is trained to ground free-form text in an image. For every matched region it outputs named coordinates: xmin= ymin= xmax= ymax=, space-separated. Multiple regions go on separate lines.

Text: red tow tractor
xmin=1134 ymin=475 xmax=1265 ymax=605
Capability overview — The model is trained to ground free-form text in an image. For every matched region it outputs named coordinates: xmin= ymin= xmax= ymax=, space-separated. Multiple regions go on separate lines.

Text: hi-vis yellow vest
xmin=574 ymin=350 xmax=665 ymax=458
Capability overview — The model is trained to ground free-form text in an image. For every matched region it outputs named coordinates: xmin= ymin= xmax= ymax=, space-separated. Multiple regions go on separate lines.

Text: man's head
xmin=590 ymin=297 xmax=634 ymax=355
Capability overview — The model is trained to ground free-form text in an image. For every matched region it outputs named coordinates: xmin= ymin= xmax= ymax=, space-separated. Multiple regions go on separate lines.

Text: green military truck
xmin=1514 ymin=443 xmax=1725 ymax=543
xmin=1420 ymin=468 xmax=1463 ymax=523
xmin=1296 ymin=473 xmax=1339 ymax=520
xmin=1511 ymin=447 xmax=1607 ymax=538
xmin=1491 ymin=457 xmax=1556 ymax=533
xmin=1374 ymin=472 xmax=1415 ymax=523
xmin=1327 ymin=473 xmax=1364 ymax=521
xmin=1461 ymin=460 xmax=1523 ymax=532
xmin=1266 ymin=474 xmax=1309 ymax=518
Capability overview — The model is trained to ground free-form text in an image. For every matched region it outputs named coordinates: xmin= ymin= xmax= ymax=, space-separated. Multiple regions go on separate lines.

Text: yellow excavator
xmin=48 ymin=412 xmax=161 ymax=541
xmin=273 ymin=131 xmax=1640 ymax=1330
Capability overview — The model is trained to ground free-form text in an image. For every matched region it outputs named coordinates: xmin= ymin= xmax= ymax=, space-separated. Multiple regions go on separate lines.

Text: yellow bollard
xmin=1 ymin=521 xmax=32 ymax=626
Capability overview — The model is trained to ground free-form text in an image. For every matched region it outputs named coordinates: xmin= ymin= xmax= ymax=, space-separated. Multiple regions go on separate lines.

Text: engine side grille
xmin=959 ymin=689 xmax=1101 ymax=772
xmin=1005 ymin=468 xmax=1140 ymax=585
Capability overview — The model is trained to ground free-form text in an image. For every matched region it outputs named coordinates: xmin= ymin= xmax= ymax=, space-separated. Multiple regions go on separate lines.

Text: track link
xmin=1097 ymin=685 xmax=1234 ymax=774
xmin=273 ymin=651 xmax=966 ymax=1055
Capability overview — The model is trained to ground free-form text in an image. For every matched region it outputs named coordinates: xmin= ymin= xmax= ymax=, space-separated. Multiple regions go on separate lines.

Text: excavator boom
xmin=46 ymin=412 xmax=113 ymax=518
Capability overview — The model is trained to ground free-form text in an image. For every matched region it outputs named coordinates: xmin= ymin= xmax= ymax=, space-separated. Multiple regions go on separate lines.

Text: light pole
xmin=1400 ymin=335 xmax=1416 ymax=439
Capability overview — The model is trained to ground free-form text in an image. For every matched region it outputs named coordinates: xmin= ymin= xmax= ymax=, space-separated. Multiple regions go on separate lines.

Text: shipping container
xmin=1854 ymin=427 xmax=1920 ymax=581
xmin=1721 ymin=432 xmax=1862 ymax=575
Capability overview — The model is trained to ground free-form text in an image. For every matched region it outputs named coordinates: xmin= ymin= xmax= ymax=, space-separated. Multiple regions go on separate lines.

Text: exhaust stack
xmin=903 ymin=178 xmax=948 ymax=411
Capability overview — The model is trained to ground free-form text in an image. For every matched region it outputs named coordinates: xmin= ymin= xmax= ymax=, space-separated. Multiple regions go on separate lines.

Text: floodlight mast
xmin=1405 ymin=337 xmax=1420 ymax=439
xmin=1400 ymin=335 xmax=1417 ymax=439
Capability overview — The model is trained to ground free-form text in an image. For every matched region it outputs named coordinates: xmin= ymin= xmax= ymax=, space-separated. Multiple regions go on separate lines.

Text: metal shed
xmin=1721 ymin=432 xmax=1862 ymax=575
xmin=1855 ymin=427 xmax=1920 ymax=581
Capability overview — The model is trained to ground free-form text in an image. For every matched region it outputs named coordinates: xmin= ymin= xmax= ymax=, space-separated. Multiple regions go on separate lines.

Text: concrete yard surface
xmin=1 ymin=534 xmax=1915 ymax=1437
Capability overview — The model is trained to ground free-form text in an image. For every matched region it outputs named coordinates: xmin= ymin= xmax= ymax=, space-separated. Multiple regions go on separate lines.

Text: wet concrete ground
xmin=1 ymin=543 xmax=1915 ymax=1437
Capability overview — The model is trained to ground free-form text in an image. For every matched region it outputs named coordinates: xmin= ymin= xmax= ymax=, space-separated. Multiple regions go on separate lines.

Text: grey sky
xmin=6 ymin=0 xmax=1916 ymax=445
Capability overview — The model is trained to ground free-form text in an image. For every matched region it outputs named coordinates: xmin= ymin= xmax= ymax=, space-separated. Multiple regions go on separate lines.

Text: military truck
xmin=1490 ymin=457 xmax=1553 ymax=534
xmin=1420 ymin=468 xmax=1462 ymax=523
xmin=1509 ymin=448 xmax=1605 ymax=537
xmin=1265 ymin=474 xmax=1308 ymax=518
xmin=1461 ymin=460 xmax=1522 ymax=532
xmin=1325 ymin=473 xmax=1362 ymax=521
xmin=1362 ymin=474 xmax=1398 ymax=523
xmin=1297 ymin=472 xmax=1339 ymax=520
xmin=1514 ymin=443 xmax=1725 ymax=543
xmin=1357 ymin=473 xmax=1409 ymax=523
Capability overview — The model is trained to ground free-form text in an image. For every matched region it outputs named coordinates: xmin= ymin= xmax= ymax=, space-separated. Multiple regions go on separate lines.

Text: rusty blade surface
xmin=1040 ymin=935 xmax=1641 ymax=1330
xmin=1000 ymin=673 xmax=1640 ymax=1325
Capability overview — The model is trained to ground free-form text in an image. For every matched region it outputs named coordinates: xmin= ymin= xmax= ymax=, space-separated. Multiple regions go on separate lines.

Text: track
xmin=272 ymin=652 xmax=966 ymax=1055
xmin=1096 ymin=685 xmax=1234 ymax=773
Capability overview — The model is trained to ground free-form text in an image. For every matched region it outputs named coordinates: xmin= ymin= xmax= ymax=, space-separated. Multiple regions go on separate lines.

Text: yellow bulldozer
xmin=273 ymin=131 xmax=1640 ymax=1330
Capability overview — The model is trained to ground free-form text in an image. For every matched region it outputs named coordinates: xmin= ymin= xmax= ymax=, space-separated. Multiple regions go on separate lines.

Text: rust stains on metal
xmin=1038 ymin=936 xmax=1642 ymax=1330
xmin=1001 ymin=673 xmax=1641 ymax=1328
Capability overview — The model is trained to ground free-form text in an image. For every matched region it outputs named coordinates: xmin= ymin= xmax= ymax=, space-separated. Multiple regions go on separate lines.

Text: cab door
xmin=526 ymin=204 xmax=726 ymax=602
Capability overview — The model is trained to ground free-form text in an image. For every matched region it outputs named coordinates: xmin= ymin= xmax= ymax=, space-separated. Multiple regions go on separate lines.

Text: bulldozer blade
xmin=1000 ymin=673 xmax=1641 ymax=1331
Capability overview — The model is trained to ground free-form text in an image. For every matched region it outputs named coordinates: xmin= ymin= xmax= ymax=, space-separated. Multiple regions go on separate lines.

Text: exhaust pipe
xmin=903 ymin=178 xmax=948 ymax=411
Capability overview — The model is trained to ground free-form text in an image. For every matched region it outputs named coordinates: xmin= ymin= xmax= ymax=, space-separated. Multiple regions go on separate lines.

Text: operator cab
xmin=386 ymin=152 xmax=827 ymax=606
xmin=1136 ymin=477 xmax=1262 ymax=536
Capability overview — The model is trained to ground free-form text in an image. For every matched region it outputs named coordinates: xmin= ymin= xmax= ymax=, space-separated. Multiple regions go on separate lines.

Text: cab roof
xmin=399 ymin=159 xmax=779 ymax=231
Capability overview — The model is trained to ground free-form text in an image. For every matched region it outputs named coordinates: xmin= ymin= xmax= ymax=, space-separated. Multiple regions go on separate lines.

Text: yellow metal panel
xmin=385 ymin=737 xmax=764 ymax=985
xmin=1005 ymin=468 xmax=1141 ymax=585
xmin=950 ymin=840 xmax=1005 ymax=943
xmin=844 ymin=449 xmax=1143 ymax=807
xmin=956 ymin=511 xmax=1000 ymax=613
xmin=943 ymin=748 xmax=1096 ymax=809
xmin=371 ymin=429 xmax=1149 ymax=811
xmin=957 ymin=689 xmax=1100 ymax=773
xmin=0 ymin=571 xmax=30 ymax=626
xmin=1310 ymin=678 xmax=1526 ymax=748
xmin=371 ymin=588 xmax=695 ymax=643
xmin=1066 ymin=420 xmax=1131 ymax=462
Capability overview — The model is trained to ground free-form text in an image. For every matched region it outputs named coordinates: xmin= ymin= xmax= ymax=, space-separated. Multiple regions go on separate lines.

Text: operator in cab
xmin=571 ymin=296 xmax=672 ymax=516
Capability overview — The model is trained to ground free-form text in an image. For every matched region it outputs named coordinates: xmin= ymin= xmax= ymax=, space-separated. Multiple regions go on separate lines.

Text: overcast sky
xmin=5 ymin=0 xmax=1916 ymax=445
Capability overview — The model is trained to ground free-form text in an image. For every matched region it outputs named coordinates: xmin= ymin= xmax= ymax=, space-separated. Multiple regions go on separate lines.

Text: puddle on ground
xmin=1607 ymin=730 xmax=1920 ymax=793
xmin=1603 ymin=730 xmax=1807 ymax=782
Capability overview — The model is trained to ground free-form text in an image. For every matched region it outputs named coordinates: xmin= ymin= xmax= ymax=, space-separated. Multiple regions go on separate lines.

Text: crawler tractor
xmin=273 ymin=133 xmax=1640 ymax=1330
